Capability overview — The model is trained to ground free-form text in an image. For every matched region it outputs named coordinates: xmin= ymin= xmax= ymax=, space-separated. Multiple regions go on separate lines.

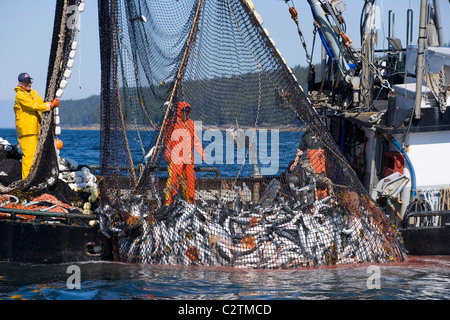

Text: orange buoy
xmin=55 ymin=139 xmax=63 ymax=150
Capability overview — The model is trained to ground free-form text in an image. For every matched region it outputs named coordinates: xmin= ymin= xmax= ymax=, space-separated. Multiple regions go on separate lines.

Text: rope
xmin=231 ymin=66 xmax=262 ymax=189
xmin=146 ymin=0 xmax=205 ymax=167
xmin=0 ymin=193 xmax=71 ymax=221
xmin=285 ymin=0 xmax=312 ymax=63
xmin=441 ymin=187 xmax=450 ymax=211
xmin=112 ymin=2 xmax=137 ymax=185
xmin=135 ymin=0 xmax=206 ymax=192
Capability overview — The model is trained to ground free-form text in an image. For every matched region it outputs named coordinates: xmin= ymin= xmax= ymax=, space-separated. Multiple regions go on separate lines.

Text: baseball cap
xmin=18 ymin=73 xmax=33 ymax=82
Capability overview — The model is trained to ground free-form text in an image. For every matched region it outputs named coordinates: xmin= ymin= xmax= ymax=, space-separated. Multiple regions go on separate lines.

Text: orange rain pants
xmin=165 ymin=162 xmax=196 ymax=205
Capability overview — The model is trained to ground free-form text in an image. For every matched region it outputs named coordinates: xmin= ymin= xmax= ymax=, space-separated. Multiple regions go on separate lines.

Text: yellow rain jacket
xmin=13 ymin=86 xmax=49 ymax=136
xmin=13 ymin=86 xmax=49 ymax=179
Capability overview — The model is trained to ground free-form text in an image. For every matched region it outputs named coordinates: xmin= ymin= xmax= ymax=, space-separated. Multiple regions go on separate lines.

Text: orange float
xmin=55 ymin=139 xmax=63 ymax=150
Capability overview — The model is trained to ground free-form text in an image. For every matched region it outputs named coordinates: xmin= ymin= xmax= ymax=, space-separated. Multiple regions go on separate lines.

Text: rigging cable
xmin=285 ymin=0 xmax=312 ymax=63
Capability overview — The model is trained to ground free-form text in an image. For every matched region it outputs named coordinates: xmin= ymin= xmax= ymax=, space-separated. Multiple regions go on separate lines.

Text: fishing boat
xmin=0 ymin=141 xmax=113 ymax=264
xmin=1 ymin=0 xmax=411 ymax=266
xmin=0 ymin=0 xmax=112 ymax=264
xmin=283 ymin=0 xmax=449 ymax=255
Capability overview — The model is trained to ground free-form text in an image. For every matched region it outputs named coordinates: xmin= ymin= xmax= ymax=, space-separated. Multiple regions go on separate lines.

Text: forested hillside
xmin=59 ymin=65 xmax=310 ymax=127
xmin=60 ymin=95 xmax=101 ymax=127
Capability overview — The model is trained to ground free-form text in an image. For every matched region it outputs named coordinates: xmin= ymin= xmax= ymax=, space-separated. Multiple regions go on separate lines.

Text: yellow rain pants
xmin=18 ymin=134 xmax=38 ymax=179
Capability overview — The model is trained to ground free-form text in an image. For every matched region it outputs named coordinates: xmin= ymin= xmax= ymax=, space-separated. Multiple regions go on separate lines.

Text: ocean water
xmin=0 ymin=128 xmax=449 ymax=302
xmin=0 ymin=257 xmax=449 ymax=301
xmin=0 ymin=128 xmax=101 ymax=167
xmin=0 ymin=127 xmax=301 ymax=176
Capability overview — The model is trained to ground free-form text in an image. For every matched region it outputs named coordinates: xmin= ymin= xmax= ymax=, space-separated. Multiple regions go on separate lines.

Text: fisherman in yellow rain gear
xmin=13 ymin=73 xmax=59 ymax=179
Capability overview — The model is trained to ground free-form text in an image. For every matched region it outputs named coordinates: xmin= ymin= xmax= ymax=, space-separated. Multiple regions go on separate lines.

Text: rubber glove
xmin=49 ymin=98 xmax=59 ymax=108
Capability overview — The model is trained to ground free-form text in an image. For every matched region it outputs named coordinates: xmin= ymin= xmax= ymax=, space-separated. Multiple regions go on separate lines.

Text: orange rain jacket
xmin=164 ymin=101 xmax=205 ymax=165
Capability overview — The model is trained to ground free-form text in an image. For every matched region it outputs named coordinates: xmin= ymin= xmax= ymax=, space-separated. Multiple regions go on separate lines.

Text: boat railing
xmin=80 ymin=165 xmax=221 ymax=177
xmin=0 ymin=206 xmax=97 ymax=224
xmin=403 ymin=210 xmax=450 ymax=229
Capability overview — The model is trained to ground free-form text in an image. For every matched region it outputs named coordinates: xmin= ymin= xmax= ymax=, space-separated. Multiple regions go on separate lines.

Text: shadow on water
xmin=0 ymin=256 xmax=449 ymax=300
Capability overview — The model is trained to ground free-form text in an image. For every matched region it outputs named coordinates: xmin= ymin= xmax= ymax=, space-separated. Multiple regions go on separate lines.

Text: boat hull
xmin=0 ymin=219 xmax=112 ymax=264
xmin=400 ymin=227 xmax=450 ymax=256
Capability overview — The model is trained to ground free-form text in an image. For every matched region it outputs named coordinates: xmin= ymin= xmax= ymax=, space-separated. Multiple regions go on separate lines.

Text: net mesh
xmin=96 ymin=0 xmax=405 ymax=268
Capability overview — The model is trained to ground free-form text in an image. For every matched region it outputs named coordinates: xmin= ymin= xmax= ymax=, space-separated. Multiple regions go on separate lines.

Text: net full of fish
xmin=97 ymin=185 xmax=405 ymax=269
xmin=92 ymin=0 xmax=406 ymax=269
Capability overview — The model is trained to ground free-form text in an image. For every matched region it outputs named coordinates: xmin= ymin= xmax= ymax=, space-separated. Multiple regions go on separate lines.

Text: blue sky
xmin=0 ymin=0 xmax=449 ymax=128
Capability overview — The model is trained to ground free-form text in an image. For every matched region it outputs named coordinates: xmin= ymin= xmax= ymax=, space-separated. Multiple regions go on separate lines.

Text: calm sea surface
xmin=0 ymin=128 xmax=449 ymax=301
xmin=0 ymin=257 xmax=449 ymax=301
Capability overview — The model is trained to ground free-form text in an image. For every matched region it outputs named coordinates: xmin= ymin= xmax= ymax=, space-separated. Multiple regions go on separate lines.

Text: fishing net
xmin=96 ymin=0 xmax=405 ymax=268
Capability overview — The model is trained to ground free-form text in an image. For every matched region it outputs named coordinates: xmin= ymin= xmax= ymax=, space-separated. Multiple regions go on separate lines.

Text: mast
xmin=433 ymin=0 xmax=444 ymax=46
xmin=414 ymin=0 xmax=428 ymax=119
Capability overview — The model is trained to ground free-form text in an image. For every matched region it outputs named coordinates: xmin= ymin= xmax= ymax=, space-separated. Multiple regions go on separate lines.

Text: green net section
xmin=97 ymin=0 xmax=405 ymax=268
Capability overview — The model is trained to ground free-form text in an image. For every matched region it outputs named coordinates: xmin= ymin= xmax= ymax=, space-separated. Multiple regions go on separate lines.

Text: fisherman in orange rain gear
xmin=164 ymin=101 xmax=206 ymax=205
xmin=289 ymin=131 xmax=329 ymax=199
xmin=13 ymin=73 xmax=59 ymax=179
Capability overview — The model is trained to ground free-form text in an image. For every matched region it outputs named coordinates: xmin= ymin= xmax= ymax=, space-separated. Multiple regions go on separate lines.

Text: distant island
xmin=58 ymin=65 xmax=310 ymax=129
xmin=60 ymin=95 xmax=101 ymax=128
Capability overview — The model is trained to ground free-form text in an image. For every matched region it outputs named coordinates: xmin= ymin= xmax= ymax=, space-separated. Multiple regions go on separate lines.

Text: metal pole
xmin=406 ymin=9 xmax=413 ymax=47
xmin=414 ymin=0 xmax=428 ymax=119
xmin=307 ymin=0 xmax=352 ymax=77
xmin=0 ymin=207 xmax=97 ymax=221
xmin=388 ymin=10 xmax=394 ymax=50
xmin=433 ymin=0 xmax=444 ymax=46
